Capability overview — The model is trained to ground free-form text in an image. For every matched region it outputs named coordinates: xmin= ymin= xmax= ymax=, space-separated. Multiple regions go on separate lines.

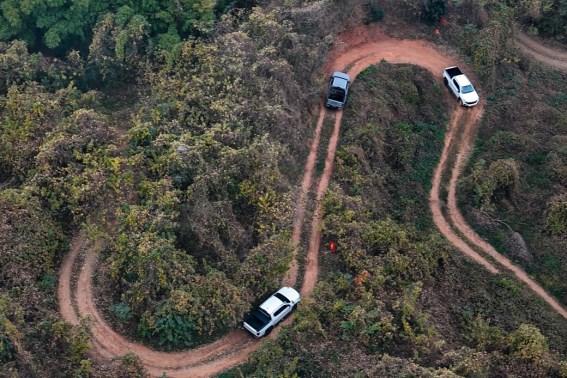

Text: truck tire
xmin=443 ymin=77 xmax=448 ymax=87
xmin=265 ymin=326 xmax=274 ymax=335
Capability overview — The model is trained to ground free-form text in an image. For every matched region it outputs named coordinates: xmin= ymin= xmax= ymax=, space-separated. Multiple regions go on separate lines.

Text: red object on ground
xmin=329 ymin=240 xmax=337 ymax=254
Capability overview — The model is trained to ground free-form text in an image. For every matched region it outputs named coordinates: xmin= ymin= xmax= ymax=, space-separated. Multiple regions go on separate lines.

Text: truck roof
xmin=454 ymin=74 xmax=472 ymax=87
xmin=260 ymin=296 xmax=284 ymax=316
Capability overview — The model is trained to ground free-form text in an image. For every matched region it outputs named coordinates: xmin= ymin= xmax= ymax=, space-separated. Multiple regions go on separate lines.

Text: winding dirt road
xmin=515 ymin=29 xmax=567 ymax=71
xmin=58 ymin=25 xmax=567 ymax=377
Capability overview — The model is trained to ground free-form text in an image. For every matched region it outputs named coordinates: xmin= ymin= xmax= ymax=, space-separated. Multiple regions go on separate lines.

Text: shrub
xmin=138 ymin=271 xmax=248 ymax=349
xmin=139 ymin=305 xmax=197 ymax=350
xmin=546 ymin=194 xmax=567 ymax=236
xmin=366 ymin=1 xmax=385 ymax=24
xmin=472 ymin=159 xmax=520 ymax=210
xmin=236 ymin=234 xmax=293 ymax=296
xmin=508 ymin=324 xmax=549 ymax=362
xmin=0 ymin=331 xmax=14 ymax=363
xmin=112 ymin=302 xmax=133 ymax=323
xmin=422 ymin=0 xmax=447 ymax=25
xmin=0 ymin=189 xmax=64 ymax=286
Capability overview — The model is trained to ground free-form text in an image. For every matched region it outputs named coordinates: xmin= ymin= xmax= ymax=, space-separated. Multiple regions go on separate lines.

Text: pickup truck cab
xmin=326 ymin=71 xmax=351 ymax=109
xmin=243 ymin=287 xmax=301 ymax=338
xmin=443 ymin=66 xmax=479 ymax=107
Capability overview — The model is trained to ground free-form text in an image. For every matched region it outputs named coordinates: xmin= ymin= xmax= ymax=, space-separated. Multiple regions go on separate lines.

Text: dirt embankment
xmin=57 ymin=25 xmax=567 ymax=378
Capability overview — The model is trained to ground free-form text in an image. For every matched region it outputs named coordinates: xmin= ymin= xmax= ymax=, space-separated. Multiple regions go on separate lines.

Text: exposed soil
xmin=446 ymin=109 xmax=567 ymax=320
xmin=284 ymin=107 xmax=327 ymax=287
xmin=515 ymin=29 xmax=567 ymax=72
xmin=429 ymin=106 xmax=499 ymax=274
xmin=57 ymin=24 xmax=567 ymax=378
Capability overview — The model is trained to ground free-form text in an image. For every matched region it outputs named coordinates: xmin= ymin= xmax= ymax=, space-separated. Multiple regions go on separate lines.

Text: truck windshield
xmin=329 ymin=87 xmax=345 ymax=102
xmin=461 ymin=85 xmax=475 ymax=94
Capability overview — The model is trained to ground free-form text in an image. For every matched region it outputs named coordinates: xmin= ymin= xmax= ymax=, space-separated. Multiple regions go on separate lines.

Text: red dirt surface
xmin=446 ymin=110 xmax=567 ymax=320
xmin=284 ymin=107 xmax=327 ymax=287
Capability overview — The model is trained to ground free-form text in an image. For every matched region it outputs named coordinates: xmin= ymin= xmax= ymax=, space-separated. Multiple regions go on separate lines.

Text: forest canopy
xmin=0 ymin=0 xmax=245 ymax=54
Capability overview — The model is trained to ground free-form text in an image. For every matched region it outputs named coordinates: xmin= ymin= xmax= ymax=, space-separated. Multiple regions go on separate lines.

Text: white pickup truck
xmin=443 ymin=66 xmax=479 ymax=107
xmin=243 ymin=287 xmax=300 ymax=338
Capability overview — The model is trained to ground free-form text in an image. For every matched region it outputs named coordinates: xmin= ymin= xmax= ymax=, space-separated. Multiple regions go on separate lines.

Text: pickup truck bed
xmin=445 ymin=66 xmax=463 ymax=79
xmin=244 ymin=309 xmax=270 ymax=332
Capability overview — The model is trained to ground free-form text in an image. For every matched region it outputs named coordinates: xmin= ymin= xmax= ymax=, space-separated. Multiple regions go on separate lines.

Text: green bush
xmin=471 ymin=159 xmax=520 ymax=210
xmin=422 ymin=0 xmax=447 ymax=24
xmin=0 ymin=189 xmax=64 ymax=286
xmin=0 ymin=0 xmax=218 ymax=54
xmin=138 ymin=272 xmax=248 ymax=349
xmin=0 ymin=332 xmax=14 ymax=363
xmin=139 ymin=306 xmax=197 ymax=350
xmin=546 ymin=194 xmax=567 ymax=236
xmin=366 ymin=1 xmax=385 ymax=24
xmin=509 ymin=324 xmax=549 ymax=362
xmin=112 ymin=303 xmax=133 ymax=323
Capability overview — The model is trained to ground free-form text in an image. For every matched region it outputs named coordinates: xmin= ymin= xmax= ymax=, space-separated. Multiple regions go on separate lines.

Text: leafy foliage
xmin=509 ymin=324 xmax=549 ymax=362
xmin=0 ymin=0 xmax=218 ymax=54
xmin=546 ymin=193 xmax=567 ymax=236
xmin=518 ymin=0 xmax=567 ymax=42
xmin=0 ymin=83 xmax=81 ymax=181
xmin=470 ymin=158 xmax=520 ymax=211
xmin=0 ymin=189 xmax=64 ymax=286
xmin=97 ymin=5 xmax=335 ymax=349
xmin=231 ymin=55 xmax=567 ymax=378
xmin=1 ymin=0 xmax=567 ymax=375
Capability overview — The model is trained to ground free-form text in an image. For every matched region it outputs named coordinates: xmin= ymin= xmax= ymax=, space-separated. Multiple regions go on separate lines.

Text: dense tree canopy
xmin=518 ymin=0 xmax=567 ymax=42
xmin=0 ymin=0 xmax=218 ymax=54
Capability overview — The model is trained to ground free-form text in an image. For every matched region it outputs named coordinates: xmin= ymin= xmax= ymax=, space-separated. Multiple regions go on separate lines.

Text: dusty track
xmin=58 ymin=25 xmax=567 ymax=377
xmin=446 ymin=110 xmax=567 ymax=319
xmin=515 ymin=30 xmax=567 ymax=71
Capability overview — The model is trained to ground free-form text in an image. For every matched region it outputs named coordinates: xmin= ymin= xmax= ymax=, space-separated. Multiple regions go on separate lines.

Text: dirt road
xmin=515 ymin=30 xmax=567 ymax=72
xmin=446 ymin=110 xmax=567 ymax=319
xmin=58 ymin=24 xmax=567 ymax=377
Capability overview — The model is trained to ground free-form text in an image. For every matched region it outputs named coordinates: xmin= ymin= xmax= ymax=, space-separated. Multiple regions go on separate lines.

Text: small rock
xmin=176 ymin=144 xmax=189 ymax=154
xmin=505 ymin=232 xmax=533 ymax=263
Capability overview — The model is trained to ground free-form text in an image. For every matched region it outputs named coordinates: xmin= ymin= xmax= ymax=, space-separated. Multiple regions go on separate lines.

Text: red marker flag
xmin=329 ymin=240 xmax=337 ymax=254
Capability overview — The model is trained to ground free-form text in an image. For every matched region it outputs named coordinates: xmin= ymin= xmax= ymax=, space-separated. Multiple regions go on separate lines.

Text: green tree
xmin=546 ymin=193 xmax=567 ymax=235
xmin=471 ymin=5 xmax=515 ymax=87
xmin=422 ymin=0 xmax=447 ymax=24
xmin=0 ymin=189 xmax=64 ymax=286
xmin=508 ymin=324 xmax=549 ymax=362
xmin=0 ymin=0 xmax=218 ymax=54
xmin=471 ymin=159 xmax=520 ymax=210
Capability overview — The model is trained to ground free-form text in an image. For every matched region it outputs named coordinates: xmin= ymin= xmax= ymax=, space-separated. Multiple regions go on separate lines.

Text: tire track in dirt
xmin=284 ymin=107 xmax=327 ymax=287
xmin=446 ymin=109 xmax=567 ymax=319
xmin=58 ymin=25 xmax=567 ymax=378
xmin=429 ymin=106 xmax=499 ymax=274
xmin=515 ymin=29 xmax=567 ymax=72
xmin=439 ymin=29 xmax=567 ymax=319
xmin=57 ymin=33 xmax=496 ymax=378
xmin=57 ymin=55 xmax=360 ymax=376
